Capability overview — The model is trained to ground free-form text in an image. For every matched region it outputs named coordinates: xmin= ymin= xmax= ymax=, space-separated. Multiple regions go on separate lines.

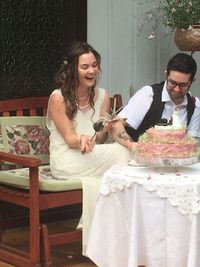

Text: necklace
xmin=78 ymin=91 xmax=89 ymax=101
xmin=78 ymin=99 xmax=90 ymax=108
xmin=77 ymin=97 xmax=90 ymax=112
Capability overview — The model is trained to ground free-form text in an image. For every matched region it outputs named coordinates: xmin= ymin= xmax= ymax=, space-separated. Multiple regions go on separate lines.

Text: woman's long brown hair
xmin=54 ymin=41 xmax=101 ymax=120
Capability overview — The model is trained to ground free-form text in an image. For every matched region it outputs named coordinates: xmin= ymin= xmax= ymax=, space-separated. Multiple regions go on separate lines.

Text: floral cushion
xmin=0 ymin=116 xmax=50 ymax=164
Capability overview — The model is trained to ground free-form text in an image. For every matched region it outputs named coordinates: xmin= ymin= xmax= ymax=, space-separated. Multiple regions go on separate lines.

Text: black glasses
xmin=167 ymin=78 xmax=191 ymax=90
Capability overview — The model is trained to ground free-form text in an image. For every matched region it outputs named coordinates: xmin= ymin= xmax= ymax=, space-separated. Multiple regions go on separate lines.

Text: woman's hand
xmin=79 ymin=135 xmax=95 ymax=154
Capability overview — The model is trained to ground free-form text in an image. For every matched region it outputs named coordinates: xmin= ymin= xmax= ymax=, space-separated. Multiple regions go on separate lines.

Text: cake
xmin=136 ymin=110 xmax=198 ymax=159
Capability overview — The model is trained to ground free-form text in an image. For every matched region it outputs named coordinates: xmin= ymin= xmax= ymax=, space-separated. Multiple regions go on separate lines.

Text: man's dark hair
xmin=166 ymin=53 xmax=197 ymax=81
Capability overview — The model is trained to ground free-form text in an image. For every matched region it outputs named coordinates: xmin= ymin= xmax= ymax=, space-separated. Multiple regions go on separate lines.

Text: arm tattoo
xmin=117 ymin=130 xmax=132 ymax=142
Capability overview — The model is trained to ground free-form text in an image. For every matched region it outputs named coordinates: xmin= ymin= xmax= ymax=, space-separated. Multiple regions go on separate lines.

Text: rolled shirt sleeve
xmin=118 ymin=86 xmax=154 ymax=130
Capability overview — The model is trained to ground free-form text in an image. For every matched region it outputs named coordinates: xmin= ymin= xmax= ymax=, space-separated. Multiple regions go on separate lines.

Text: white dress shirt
xmin=119 ymin=81 xmax=200 ymax=137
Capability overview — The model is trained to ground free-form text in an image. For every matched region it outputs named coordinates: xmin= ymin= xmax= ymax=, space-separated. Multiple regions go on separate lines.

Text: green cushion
xmin=0 ymin=116 xmax=50 ymax=164
xmin=0 ymin=166 xmax=82 ymax=192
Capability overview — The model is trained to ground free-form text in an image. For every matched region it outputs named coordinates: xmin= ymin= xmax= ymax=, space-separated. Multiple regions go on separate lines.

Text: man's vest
xmin=125 ymin=81 xmax=196 ymax=142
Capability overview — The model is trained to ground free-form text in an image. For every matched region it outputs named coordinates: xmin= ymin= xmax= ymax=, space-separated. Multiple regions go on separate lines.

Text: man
xmin=111 ymin=53 xmax=200 ymax=149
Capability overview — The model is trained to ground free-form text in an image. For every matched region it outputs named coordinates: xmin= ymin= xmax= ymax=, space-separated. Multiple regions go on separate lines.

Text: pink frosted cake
xmin=137 ymin=127 xmax=197 ymax=158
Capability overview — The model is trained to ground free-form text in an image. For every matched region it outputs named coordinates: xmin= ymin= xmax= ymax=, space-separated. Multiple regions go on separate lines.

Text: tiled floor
xmin=0 ymin=220 xmax=96 ymax=267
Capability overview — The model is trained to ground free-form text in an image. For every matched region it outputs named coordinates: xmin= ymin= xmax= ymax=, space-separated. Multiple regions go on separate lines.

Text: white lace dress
xmin=46 ymin=87 xmax=134 ymax=254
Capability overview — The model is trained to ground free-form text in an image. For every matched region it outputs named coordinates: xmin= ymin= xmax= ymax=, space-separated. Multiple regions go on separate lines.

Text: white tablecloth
xmin=87 ymin=162 xmax=200 ymax=267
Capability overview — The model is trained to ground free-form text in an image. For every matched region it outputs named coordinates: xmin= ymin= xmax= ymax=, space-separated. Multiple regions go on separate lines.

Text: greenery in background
xmin=138 ymin=0 xmax=200 ymax=39
xmin=161 ymin=0 xmax=200 ymax=30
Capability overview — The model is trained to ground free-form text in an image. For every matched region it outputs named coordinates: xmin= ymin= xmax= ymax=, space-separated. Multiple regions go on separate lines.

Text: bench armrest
xmin=0 ymin=151 xmax=41 ymax=167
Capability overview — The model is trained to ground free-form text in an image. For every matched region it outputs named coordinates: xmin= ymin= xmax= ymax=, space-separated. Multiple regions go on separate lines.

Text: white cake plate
xmin=133 ymin=154 xmax=199 ymax=168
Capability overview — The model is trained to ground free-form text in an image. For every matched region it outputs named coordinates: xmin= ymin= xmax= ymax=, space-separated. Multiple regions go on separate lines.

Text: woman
xmin=46 ymin=41 xmax=133 ymax=254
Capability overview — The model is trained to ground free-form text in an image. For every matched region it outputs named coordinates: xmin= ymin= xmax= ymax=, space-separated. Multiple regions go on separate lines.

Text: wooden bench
xmin=0 ymin=94 xmax=123 ymax=267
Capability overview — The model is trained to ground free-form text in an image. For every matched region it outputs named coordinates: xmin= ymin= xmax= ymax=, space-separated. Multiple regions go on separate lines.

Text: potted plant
xmin=138 ymin=0 xmax=200 ymax=51
xmin=161 ymin=0 xmax=200 ymax=51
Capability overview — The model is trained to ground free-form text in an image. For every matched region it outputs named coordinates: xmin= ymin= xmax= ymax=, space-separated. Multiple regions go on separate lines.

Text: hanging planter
xmin=174 ymin=26 xmax=200 ymax=52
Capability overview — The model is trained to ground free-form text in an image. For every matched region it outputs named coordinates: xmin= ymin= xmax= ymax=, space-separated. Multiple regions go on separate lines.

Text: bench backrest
xmin=0 ymin=94 xmax=123 ymax=117
xmin=0 ymin=96 xmax=49 ymax=117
